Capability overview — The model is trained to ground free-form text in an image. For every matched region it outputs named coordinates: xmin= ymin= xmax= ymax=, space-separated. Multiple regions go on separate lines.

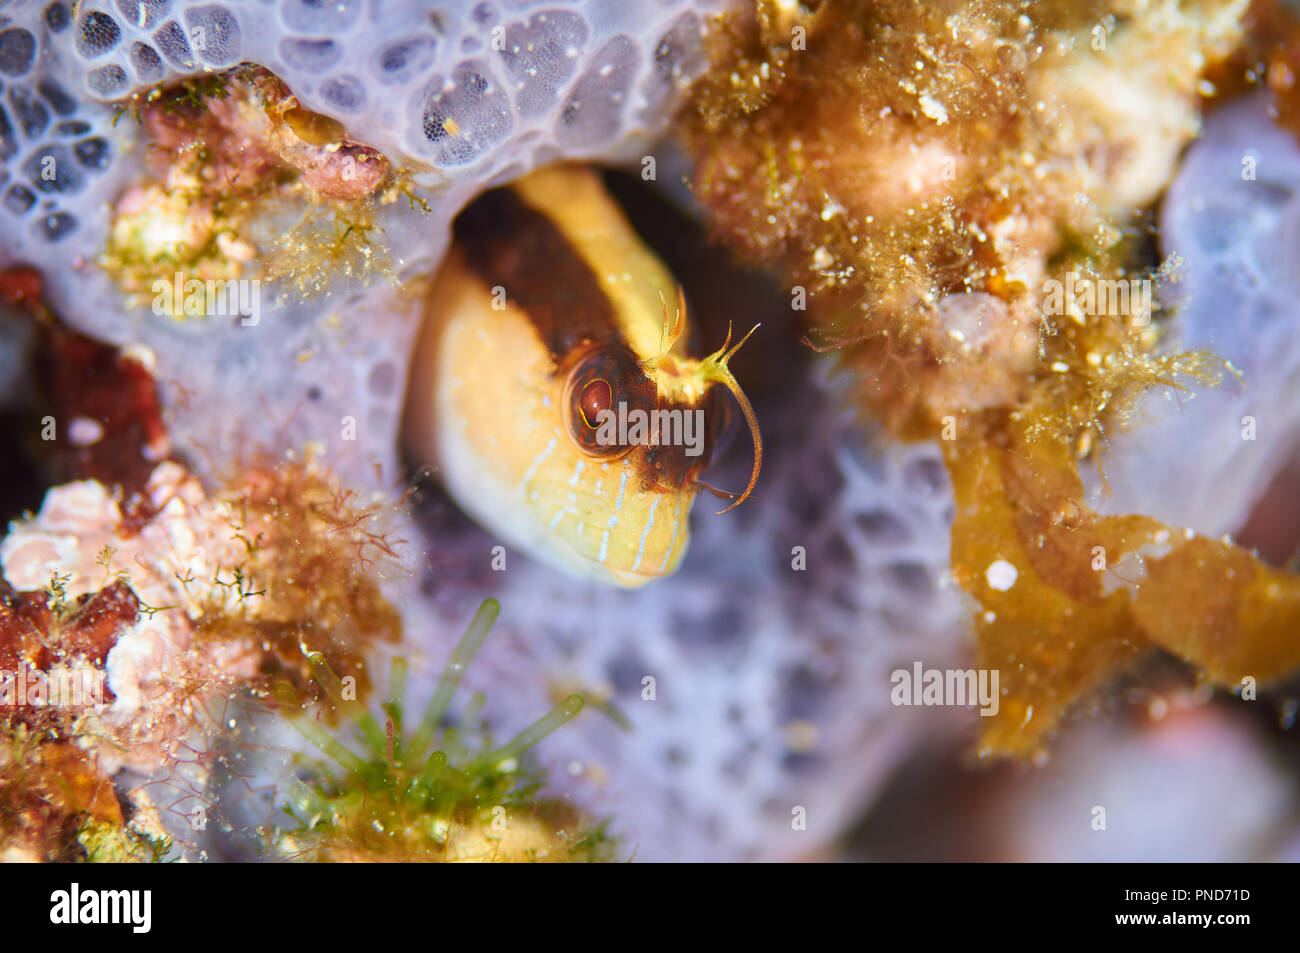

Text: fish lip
xmin=605 ymin=565 xmax=668 ymax=588
xmin=564 ymin=543 xmax=686 ymax=588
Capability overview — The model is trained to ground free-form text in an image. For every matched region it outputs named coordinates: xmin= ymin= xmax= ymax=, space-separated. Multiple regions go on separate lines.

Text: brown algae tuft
xmin=681 ymin=0 xmax=1300 ymax=755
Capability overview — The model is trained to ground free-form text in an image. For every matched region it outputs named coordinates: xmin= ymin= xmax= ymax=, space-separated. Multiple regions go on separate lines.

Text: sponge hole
xmin=853 ymin=509 xmax=913 ymax=547
xmin=115 ymin=0 xmax=171 ymax=32
xmin=321 ymin=74 xmax=366 ymax=112
xmin=183 ymin=5 xmax=242 ymax=66
xmin=280 ymin=0 xmax=362 ymax=35
xmin=557 ymin=34 xmax=637 ymax=147
xmin=130 ymin=41 xmax=164 ymax=82
xmin=33 ymin=210 xmax=77 ymax=241
xmin=87 ymin=63 xmax=130 ymax=98
xmin=0 ymin=29 xmax=37 ymax=78
xmin=45 ymin=3 xmax=72 ymax=34
xmin=279 ymin=36 xmax=341 ymax=72
xmin=153 ymin=20 xmax=196 ymax=69
xmin=74 ymin=136 xmax=111 ymax=170
xmin=652 ymin=13 xmax=705 ymax=91
xmin=4 ymin=183 xmax=34 ymax=214
xmin=76 ymin=11 xmax=123 ymax=59
xmin=8 ymin=86 xmax=49 ymax=137
xmin=371 ymin=36 xmax=438 ymax=86
xmin=24 ymin=144 xmax=85 ymax=194
xmin=38 ymin=79 xmax=80 ymax=116
xmin=419 ymin=60 xmax=513 ymax=166
xmin=499 ymin=10 xmax=588 ymax=120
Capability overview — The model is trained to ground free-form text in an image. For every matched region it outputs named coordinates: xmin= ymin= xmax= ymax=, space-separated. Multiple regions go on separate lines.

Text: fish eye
xmin=578 ymin=378 xmax=612 ymax=429
xmin=562 ymin=345 xmax=652 ymax=458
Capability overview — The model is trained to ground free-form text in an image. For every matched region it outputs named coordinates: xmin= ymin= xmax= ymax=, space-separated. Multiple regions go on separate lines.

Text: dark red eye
xmin=562 ymin=345 xmax=653 ymax=458
xmin=578 ymin=378 xmax=612 ymax=429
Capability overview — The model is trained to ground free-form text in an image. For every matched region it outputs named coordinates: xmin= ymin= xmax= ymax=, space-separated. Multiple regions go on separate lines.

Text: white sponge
xmin=0 ymin=0 xmax=724 ymax=491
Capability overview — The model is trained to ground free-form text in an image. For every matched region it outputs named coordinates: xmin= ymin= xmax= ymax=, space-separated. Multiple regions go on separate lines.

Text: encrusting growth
xmin=682 ymin=0 xmax=1300 ymax=755
xmin=103 ymin=67 xmax=424 ymax=310
xmin=0 ymin=273 xmax=614 ymax=858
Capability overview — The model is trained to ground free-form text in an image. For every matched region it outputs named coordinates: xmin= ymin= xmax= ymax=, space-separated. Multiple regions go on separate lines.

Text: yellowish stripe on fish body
xmin=508 ymin=166 xmax=678 ymax=364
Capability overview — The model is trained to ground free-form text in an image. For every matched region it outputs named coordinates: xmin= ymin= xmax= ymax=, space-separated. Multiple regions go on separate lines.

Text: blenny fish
xmin=404 ymin=165 xmax=761 ymax=587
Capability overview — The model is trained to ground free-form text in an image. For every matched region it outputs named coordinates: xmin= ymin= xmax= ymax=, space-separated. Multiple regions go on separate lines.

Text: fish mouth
xmin=605 ymin=565 xmax=670 ymax=588
xmin=557 ymin=549 xmax=676 ymax=589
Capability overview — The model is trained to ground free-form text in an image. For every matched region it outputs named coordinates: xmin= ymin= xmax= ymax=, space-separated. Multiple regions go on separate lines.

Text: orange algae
xmin=947 ymin=413 xmax=1300 ymax=757
xmin=684 ymin=0 xmax=1244 ymax=441
xmin=0 ymin=736 xmax=122 ymax=861
xmin=0 ymin=579 xmax=170 ymax=861
xmin=682 ymin=0 xmax=1300 ymax=756
xmin=1205 ymin=0 xmax=1300 ymax=140
xmin=0 ymin=728 xmax=172 ymax=863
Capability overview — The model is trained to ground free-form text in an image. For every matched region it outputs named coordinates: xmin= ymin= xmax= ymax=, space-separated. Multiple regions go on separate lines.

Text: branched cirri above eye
xmin=640 ymin=290 xmax=764 ymax=514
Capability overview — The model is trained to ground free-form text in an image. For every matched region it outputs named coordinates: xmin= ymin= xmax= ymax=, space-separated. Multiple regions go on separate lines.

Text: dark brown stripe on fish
xmin=452 ymin=185 xmax=621 ymax=362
